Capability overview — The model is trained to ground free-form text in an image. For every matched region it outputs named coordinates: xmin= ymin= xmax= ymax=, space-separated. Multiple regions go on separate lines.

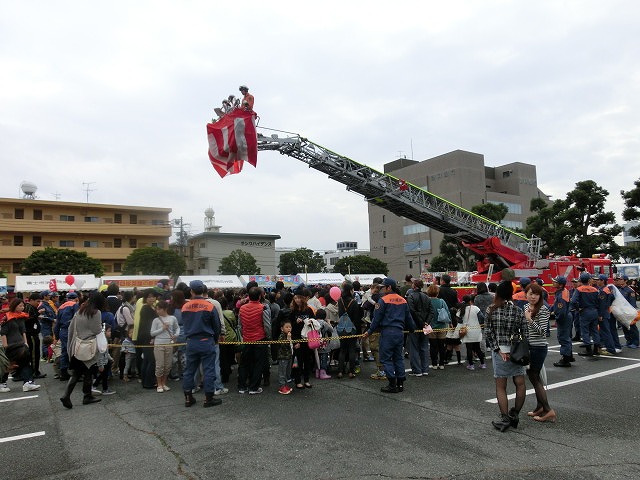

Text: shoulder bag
xmin=72 ymin=314 xmax=98 ymax=361
xmin=509 ymin=328 xmax=530 ymax=366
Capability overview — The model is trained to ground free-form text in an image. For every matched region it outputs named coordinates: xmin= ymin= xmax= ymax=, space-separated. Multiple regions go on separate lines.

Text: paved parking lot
xmin=2 ymin=331 xmax=640 ymax=480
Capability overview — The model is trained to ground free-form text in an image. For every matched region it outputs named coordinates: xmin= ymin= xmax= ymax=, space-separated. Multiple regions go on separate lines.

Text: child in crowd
xmin=314 ymin=309 xmax=332 ymax=379
xmin=42 ymin=335 xmax=54 ymax=362
xmin=121 ymin=325 xmax=137 ymax=381
xmin=94 ymin=325 xmax=116 ymax=395
xmin=277 ymin=320 xmax=294 ymax=395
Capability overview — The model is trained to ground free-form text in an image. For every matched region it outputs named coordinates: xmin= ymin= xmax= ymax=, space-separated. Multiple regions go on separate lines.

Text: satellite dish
xmin=20 ymin=181 xmax=38 ymax=199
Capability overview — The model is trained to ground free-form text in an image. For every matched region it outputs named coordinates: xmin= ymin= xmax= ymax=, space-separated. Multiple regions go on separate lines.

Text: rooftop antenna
xmin=82 ymin=182 xmax=96 ymax=203
xmin=51 ymin=192 xmax=62 ymax=200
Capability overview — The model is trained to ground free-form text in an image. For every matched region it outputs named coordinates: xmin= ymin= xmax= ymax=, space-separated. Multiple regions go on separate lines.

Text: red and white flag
xmin=207 ymin=109 xmax=258 ymax=178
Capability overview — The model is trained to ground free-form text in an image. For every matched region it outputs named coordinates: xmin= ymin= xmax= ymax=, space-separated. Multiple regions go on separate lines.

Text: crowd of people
xmin=1 ymin=271 xmax=637 ymax=430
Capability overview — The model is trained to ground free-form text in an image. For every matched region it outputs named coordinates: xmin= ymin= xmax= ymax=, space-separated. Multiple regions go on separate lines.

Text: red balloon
xmin=65 ymin=275 xmax=75 ymax=286
xmin=329 ymin=286 xmax=341 ymax=302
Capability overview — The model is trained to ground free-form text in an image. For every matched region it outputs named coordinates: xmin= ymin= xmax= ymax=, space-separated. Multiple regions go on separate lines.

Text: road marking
xmin=0 ymin=431 xmax=46 ymax=443
xmin=0 ymin=395 xmax=39 ymax=403
xmin=485 ymin=362 xmax=640 ymax=403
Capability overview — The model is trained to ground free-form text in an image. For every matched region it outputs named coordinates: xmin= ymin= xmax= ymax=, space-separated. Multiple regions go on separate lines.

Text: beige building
xmin=0 ymin=197 xmax=171 ymax=284
xmin=368 ymin=150 xmax=549 ymax=281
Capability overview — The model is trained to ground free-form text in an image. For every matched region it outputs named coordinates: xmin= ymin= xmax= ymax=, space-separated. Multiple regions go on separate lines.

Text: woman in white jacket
xmin=459 ymin=295 xmax=486 ymax=370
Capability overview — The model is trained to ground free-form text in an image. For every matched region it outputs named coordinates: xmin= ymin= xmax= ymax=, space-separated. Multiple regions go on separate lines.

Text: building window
xmin=403 ymin=240 xmax=431 ymax=253
xmin=151 ymin=219 xmax=166 ymax=225
xmin=113 ymin=262 xmax=123 ymax=272
xmin=151 ymin=242 xmax=164 ymax=248
xmin=114 ymin=238 xmax=122 ymax=248
xmin=501 ymin=220 xmax=523 ymax=229
xmin=488 ymin=200 xmax=522 ymax=214
xmin=33 ymin=209 xmax=43 ymax=220
xmin=382 ymin=231 xmax=386 ymax=239
xmin=15 ymin=208 xmax=24 ymax=219
xmin=502 ymin=170 xmax=512 ymax=178
xmin=60 ymin=215 xmax=75 ymax=221
xmin=382 ymin=215 xmax=386 ymax=223
xmin=84 ymin=216 xmax=99 ymax=223
xmin=103 ymin=241 xmax=113 ymax=248
xmin=32 ymin=236 xmax=42 ymax=247
xmin=330 ymin=257 xmax=338 ymax=265
xmin=129 ymin=214 xmax=137 ymax=224
xmin=383 ymin=246 xmax=387 ymax=254
xmin=59 ymin=240 xmax=75 ymax=247
xmin=84 ymin=240 xmax=98 ymax=247
xmin=403 ymin=224 xmax=430 ymax=235
xmin=199 ymin=242 xmax=206 ymax=248
xmin=129 ymin=238 xmax=137 ymax=248
xmin=12 ymin=262 xmax=22 ymax=273
xmin=14 ymin=235 xmax=23 ymax=246
xmin=114 ymin=213 xmax=122 ymax=224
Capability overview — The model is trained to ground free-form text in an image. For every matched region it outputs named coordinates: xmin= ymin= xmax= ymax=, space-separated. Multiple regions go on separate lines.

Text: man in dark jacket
xmin=438 ymin=274 xmax=459 ymax=314
xmin=407 ymin=279 xmax=433 ymax=376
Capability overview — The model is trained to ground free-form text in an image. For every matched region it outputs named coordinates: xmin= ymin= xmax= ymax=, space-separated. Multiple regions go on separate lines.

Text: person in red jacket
xmin=238 ymin=287 xmax=270 ymax=394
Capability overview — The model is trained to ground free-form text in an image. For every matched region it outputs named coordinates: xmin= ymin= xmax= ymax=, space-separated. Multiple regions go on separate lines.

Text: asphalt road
xmin=2 ymin=331 xmax=640 ymax=480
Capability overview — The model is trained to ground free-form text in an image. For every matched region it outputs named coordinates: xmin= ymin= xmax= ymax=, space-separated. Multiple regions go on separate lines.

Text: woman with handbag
xmin=426 ymin=284 xmax=449 ymax=370
xmin=523 ymin=283 xmax=556 ymax=423
xmin=60 ymin=292 xmax=105 ymax=408
xmin=484 ymin=281 xmax=528 ymax=432
xmin=1 ymin=298 xmax=41 ymax=393
xmin=459 ymin=295 xmax=486 ymax=371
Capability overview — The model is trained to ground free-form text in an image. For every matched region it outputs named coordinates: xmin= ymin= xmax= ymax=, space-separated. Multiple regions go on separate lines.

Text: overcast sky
xmin=2 ymin=1 xmax=638 ymax=252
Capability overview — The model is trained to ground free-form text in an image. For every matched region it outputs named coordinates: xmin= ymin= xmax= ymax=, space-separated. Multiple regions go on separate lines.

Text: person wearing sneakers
xmin=1 ymin=298 xmax=41 ymax=393
xmin=523 ymin=283 xmax=556 ymax=423
xmin=150 ymin=300 xmax=180 ymax=393
xmin=277 ymin=319 xmax=294 ymax=394
xmin=238 ymin=287 xmax=270 ymax=395
xmin=458 ymin=295 xmax=486 ymax=371
xmin=551 ymin=276 xmax=574 ymax=367
xmin=181 ymin=280 xmax=223 ymax=408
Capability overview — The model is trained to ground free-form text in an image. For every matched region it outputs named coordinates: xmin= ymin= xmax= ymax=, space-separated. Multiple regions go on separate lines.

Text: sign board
xmin=0 ymin=278 xmax=7 ymax=295
xmin=101 ymin=276 xmax=170 ymax=291
xmin=177 ymin=275 xmax=244 ymax=289
xmin=298 ymin=273 xmax=345 ymax=285
xmin=14 ymin=275 xmax=100 ymax=292
xmin=240 ymin=275 xmax=302 ymax=289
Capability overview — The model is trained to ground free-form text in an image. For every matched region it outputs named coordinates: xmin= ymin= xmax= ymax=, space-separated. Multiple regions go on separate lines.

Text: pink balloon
xmin=329 ymin=286 xmax=341 ymax=302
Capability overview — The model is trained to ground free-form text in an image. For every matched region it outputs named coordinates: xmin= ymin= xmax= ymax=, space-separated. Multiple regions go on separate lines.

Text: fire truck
xmin=257 ymin=132 xmax=614 ymax=287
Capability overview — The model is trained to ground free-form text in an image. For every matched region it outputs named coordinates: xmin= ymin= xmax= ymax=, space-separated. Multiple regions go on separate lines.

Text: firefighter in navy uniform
xmin=363 ymin=278 xmax=415 ymax=394
xmin=571 ymin=272 xmax=603 ymax=357
xmin=551 ymin=276 xmax=574 ymax=367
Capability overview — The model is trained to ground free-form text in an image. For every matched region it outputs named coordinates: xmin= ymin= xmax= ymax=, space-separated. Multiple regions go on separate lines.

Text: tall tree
xmin=21 ymin=247 xmax=104 ymax=276
xmin=123 ymin=247 xmax=186 ymax=277
xmin=278 ymin=248 xmax=325 ymax=275
xmin=471 ymin=202 xmax=509 ymax=223
xmin=526 ymin=180 xmax=621 ymax=257
xmin=428 ymin=235 xmax=474 ymax=272
xmin=622 ymin=177 xmax=640 ymax=238
xmin=218 ymin=249 xmax=260 ymax=275
xmin=332 ymin=255 xmax=388 ymax=275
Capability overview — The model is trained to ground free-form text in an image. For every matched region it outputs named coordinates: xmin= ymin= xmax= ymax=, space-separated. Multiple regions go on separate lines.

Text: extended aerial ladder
xmin=257 ymin=131 xmax=540 ymax=273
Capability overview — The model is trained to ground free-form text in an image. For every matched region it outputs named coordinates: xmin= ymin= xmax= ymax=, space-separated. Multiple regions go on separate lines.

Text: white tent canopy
xmin=298 ymin=273 xmax=345 ymax=285
xmin=14 ymin=275 xmax=100 ymax=292
xmin=177 ymin=275 xmax=244 ymax=289
xmin=344 ymin=274 xmax=386 ymax=285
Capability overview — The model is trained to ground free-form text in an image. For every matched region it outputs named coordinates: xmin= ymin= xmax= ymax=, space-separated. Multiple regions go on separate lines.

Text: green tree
xmin=471 ymin=202 xmax=509 ymax=223
xmin=618 ymin=245 xmax=640 ymax=263
xmin=332 ymin=255 xmax=388 ymax=275
xmin=218 ymin=249 xmax=260 ymax=275
xmin=526 ymin=181 xmax=621 ymax=257
xmin=123 ymin=247 xmax=186 ymax=277
xmin=622 ymin=177 xmax=640 ymax=238
xmin=21 ymin=247 xmax=104 ymax=276
xmin=428 ymin=235 xmax=474 ymax=272
xmin=278 ymin=248 xmax=325 ymax=275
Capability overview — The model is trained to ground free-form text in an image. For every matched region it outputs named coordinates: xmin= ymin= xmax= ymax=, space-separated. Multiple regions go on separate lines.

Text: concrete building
xmin=322 ymin=241 xmax=370 ymax=272
xmin=368 ymin=150 xmax=549 ymax=281
xmin=623 ymin=221 xmax=640 ymax=247
xmin=185 ymin=209 xmax=279 ymax=276
xmin=0 ymin=197 xmax=171 ymax=284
